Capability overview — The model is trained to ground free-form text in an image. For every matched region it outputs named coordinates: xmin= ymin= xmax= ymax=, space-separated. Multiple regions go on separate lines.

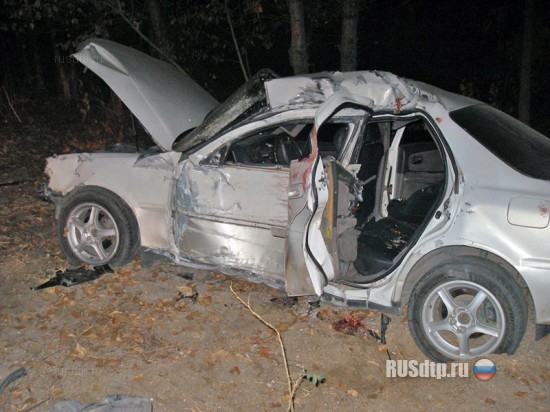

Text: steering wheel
xmin=276 ymin=136 xmax=304 ymax=165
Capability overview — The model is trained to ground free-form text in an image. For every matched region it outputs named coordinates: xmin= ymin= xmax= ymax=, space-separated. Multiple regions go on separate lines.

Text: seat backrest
xmin=387 ymin=183 xmax=442 ymax=223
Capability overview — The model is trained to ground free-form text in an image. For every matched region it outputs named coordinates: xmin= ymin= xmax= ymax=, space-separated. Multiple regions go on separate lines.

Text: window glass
xmin=450 ymin=104 xmax=550 ymax=180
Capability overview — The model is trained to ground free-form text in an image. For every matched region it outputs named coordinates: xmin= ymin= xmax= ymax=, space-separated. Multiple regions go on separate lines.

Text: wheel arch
xmin=398 ymin=245 xmax=528 ymax=307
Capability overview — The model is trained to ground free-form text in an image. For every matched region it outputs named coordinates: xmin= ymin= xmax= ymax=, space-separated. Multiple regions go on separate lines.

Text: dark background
xmin=1 ymin=0 xmax=549 ymax=135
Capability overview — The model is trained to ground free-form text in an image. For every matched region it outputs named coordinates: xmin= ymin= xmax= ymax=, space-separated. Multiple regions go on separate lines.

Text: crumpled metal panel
xmin=73 ymin=38 xmax=218 ymax=151
xmin=45 ymin=151 xmax=179 ymax=249
xmin=176 ymin=215 xmax=286 ymax=281
xmin=174 ymin=155 xmax=289 ymax=279
xmin=176 ymin=160 xmax=289 ymax=225
xmin=266 ymin=71 xmax=417 ymax=114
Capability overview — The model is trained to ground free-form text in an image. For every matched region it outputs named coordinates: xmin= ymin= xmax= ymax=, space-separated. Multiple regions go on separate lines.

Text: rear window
xmin=450 ymin=104 xmax=550 ymax=180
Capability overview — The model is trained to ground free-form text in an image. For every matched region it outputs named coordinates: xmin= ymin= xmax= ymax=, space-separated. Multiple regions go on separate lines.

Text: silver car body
xmin=45 ymin=39 xmax=550 ymax=332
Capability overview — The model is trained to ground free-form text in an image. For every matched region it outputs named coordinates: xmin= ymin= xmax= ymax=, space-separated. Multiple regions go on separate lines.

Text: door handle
xmin=412 ymin=156 xmax=423 ymax=165
xmin=288 ymin=189 xmax=303 ymax=199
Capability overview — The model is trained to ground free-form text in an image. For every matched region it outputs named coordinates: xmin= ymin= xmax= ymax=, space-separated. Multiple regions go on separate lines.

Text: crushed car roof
xmin=179 ymin=70 xmax=478 ymax=152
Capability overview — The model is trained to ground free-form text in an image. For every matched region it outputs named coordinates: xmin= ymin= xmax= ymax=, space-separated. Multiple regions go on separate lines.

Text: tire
xmin=57 ymin=187 xmax=140 ymax=267
xmin=408 ymin=259 xmax=527 ymax=362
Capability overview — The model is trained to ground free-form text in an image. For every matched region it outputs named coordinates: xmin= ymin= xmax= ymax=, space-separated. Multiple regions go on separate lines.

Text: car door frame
xmin=285 ymin=93 xmax=374 ymax=296
xmin=171 ymin=109 xmax=317 ymax=283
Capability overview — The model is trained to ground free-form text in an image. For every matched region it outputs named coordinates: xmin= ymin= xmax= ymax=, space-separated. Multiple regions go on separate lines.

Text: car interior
xmin=223 ymin=116 xmax=445 ymax=285
xmin=343 ymin=118 xmax=445 ymax=283
xmin=224 ymin=122 xmax=351 ymax=166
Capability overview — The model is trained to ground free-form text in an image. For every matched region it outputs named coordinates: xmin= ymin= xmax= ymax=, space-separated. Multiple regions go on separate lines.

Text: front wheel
xmin=57 ymin=187 xmax=140 ymax=266
xmin=408 ymin=260 xmax=527 ymax=362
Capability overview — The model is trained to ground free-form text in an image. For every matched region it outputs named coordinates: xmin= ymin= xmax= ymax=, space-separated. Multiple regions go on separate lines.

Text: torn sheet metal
xmin=291 ymin=96 xmax=372 ymax=296
xmin=73 ymin=38 xmax=218 ymax=151
xmin=285 ymin=127 xmax=321 ymax=296
xmin=266 ymin=71 xmax=417 ymax=114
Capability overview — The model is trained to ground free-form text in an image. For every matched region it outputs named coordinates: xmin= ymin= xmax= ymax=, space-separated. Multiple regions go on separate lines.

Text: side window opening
xmin=224 ymin=123 xmax=312 ymax=167
xmin=318 ymin=123 xmax=352 ymax=160
xmin=222 ymin=121 xmax=352 ymax=167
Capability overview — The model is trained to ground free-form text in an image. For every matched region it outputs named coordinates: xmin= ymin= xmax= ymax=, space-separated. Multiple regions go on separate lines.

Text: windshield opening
xmin=173 ymin=69 xmax=278 ymax=152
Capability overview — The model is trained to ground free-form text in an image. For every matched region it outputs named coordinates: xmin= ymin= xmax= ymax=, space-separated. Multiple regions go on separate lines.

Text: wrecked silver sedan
xmin=44 ymin=39 xmax=550 ymax=362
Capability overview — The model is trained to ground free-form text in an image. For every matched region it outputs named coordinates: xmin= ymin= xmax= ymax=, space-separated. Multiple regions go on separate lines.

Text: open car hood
xmin=73 ymin=38 xmax=219 ymax=151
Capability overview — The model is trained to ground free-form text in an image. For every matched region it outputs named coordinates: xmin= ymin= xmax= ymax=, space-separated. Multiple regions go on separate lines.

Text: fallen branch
xmin=2 ymin=87 xmax=21 ymax=123
xmin=230 ymin=284 xmax=296 ymax=412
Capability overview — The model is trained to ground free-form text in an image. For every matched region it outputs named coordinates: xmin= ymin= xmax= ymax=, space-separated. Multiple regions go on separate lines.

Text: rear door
xmin=285 ymin=93 xmax=373 ymax=296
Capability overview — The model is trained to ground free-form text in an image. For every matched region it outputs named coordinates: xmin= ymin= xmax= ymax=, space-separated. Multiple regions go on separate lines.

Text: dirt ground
xmin=1 ymin=107 xmax=549 ymax=411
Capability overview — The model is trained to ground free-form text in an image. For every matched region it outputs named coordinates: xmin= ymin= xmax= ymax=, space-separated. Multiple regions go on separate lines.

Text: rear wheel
xmin=408 ymin=260 xmax=527 ymax=362
xmin=58 ymin=187 xmax=140 ymax=266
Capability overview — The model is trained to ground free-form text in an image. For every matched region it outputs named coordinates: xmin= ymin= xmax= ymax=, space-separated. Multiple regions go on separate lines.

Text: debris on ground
xmin=43 ymin=395 xmax=152 ymax=412
xmin=176 ymin=272 xmax=194 ymax=281
xmin=366 ymin=314 xmax=392 ymax=344
xmin=176 ymin=291 xmax=198 ymax=302
xmin=270 ymin=296 xmax=298 ymax=308
xmin=331 ymin=316 xmax=366 ymax=335
xmin=0 ymin=368 xmax=27 ymax=399
xmin=32 ymin=265 xmax=113 ymax=290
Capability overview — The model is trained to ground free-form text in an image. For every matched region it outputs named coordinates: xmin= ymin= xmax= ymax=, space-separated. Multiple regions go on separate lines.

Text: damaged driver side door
xmin=173 ymin=115 xmax=313 ymax=285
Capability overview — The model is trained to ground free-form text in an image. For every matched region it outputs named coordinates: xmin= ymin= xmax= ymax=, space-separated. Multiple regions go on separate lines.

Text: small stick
xmin=230 ymin=284 xmax=295 ymax=412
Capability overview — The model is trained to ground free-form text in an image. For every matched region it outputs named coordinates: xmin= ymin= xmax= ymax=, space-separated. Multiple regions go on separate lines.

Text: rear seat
xmin=354 ymin=182 xmax=442 ymax=276
xmin=355 ymin=217 xmax=416 ymax=274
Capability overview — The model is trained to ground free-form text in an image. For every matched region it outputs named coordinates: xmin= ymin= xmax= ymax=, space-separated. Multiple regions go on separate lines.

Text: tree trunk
xmin=51 ymin=33 xmax=71 ymax=101
xmin=519 ymin=0 xmax=534 ymax=124
xmin=69 ymin=60 xmax=80 ymax=101
xmin=30 ymin=32 xmax=45 ymax=91
xmin=287 ymin=0 xmax=308 ymax=74
xmin=340 ymin=0 xmax=359 ymax=71
xmin=146 ymin=0 xmax=171 ymax=60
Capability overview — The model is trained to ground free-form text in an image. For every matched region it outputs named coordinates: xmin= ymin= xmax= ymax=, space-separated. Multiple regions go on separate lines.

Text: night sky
xmin=1 ymin=0 xmax=549 ymax=134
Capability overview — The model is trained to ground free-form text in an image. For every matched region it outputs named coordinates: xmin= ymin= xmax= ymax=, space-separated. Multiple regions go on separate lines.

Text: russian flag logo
xmin=474 ymin=359 xmax=496 ymax=381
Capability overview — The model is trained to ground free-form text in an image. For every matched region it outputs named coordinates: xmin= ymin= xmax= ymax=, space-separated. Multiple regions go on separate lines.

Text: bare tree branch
xmin=95 ymin=0 xmax=184 ymax=73
xmin=224 ymin=0 xmax=249 ymax=81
